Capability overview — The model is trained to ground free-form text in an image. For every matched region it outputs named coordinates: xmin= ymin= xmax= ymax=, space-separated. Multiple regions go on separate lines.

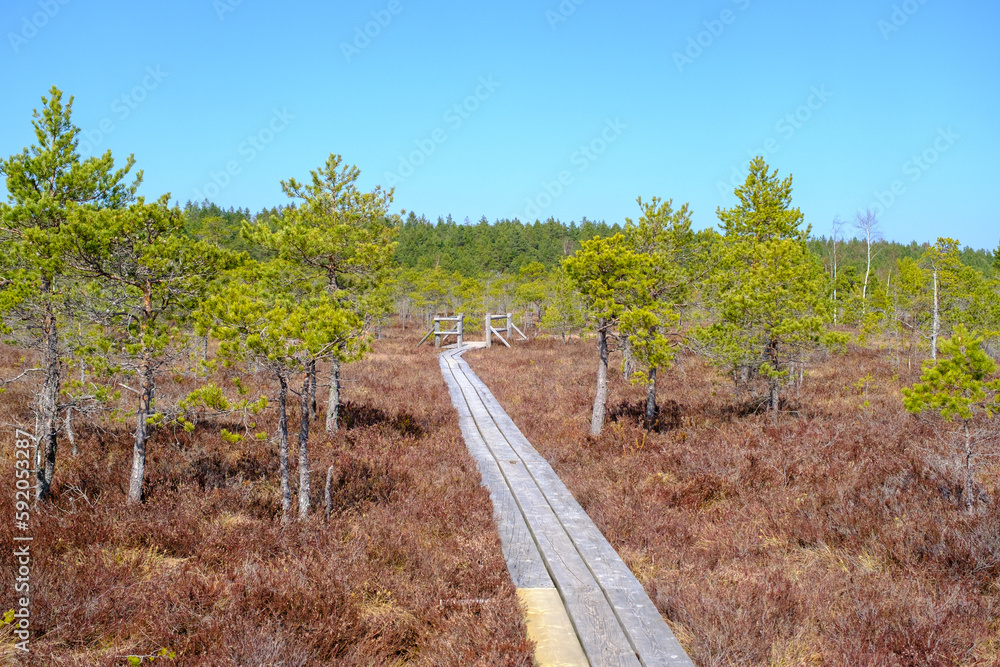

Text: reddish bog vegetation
xmin=467 ymin=340 xmax=1000 ymax=666
xmin=0 ymin=333 xmax=532 ymax=665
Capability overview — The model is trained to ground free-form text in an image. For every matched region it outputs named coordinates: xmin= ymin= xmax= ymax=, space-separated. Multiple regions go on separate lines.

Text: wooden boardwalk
xmin=440 ymin=348 xmax=694 ymax=667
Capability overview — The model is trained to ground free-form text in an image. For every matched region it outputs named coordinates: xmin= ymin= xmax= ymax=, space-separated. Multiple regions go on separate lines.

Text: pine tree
xmin=539 ymin=265 xmax=585 ymax=343
xmin=623 ymin=196 xmax=699 ymax=428
xmin=244 ymin=154 xmax=398 ymax=433
xmin=515 ymin=261 xmax=548 ymax=335
xmin=199 ymin=259 xmax=356 ymax=522
xmin=918 ymin=238 xmax=999 ymax=359
xmin=0 ymin=86 xmax=141 ymax=500
xmin=565 ymin=234 xmax=656 ymax=435
xmin=63 ymin=196 xmax=230 ymax=504
xmin=903 ymin=325 xmax=1000 ymax=513
xmin=698 ymin=157 xmax=827 ymax=412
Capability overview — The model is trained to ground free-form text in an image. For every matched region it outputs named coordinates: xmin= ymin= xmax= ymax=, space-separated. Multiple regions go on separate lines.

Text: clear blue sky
xmin=2 ymin=0 xmax=997 ymax=249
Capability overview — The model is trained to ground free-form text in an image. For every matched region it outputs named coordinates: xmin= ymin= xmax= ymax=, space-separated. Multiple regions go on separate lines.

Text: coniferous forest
xmin=2 ymin=88 xmax=1000 ymax=664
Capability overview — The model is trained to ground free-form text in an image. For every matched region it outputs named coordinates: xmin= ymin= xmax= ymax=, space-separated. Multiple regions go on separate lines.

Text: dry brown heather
xmin=0 ymin=332 xmax=533 ymax=666
xmin=467 ymin=339 xmax=1000 ymax=667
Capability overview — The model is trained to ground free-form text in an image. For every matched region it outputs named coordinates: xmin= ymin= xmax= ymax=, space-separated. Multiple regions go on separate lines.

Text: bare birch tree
xmin=854 ymin=209 xmax=883 ymax=318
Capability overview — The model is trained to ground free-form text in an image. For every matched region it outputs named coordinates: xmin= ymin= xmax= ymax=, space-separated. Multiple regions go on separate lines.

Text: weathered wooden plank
xmin=490 ymin=328 xmax=511 ymax=348
xmin=443 ymin=354 xmax=640 ymax=666
xmin=452 ymin=355 xmax=695 ymax=666
xmin=439 ymin=353 xmax=552 ymax=589
xmin=416 ymin=328 xmax=434 ymax=347
xmin=460 ymin=415 xmax=551 ymax=589
xmin=483 ymin=447 xmax=639 ymax=665
xmin=464 ymin=365 xmax=692 ymax=665
xmin=518 ymin=588 xmax=590 ymax=666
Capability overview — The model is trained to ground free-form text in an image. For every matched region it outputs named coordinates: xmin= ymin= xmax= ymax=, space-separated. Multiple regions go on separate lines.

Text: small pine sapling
xmin=902 ymin=325 xmax=1000 ymax=513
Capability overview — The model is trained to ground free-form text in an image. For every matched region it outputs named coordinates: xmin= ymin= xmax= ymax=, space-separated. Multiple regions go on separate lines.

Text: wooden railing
xmin=485 ymin=313 xmax=527 ymax=348
xmin=418 ymin=312 xmax=528 ymax=349
xmin=417 ymin=314 xmax=464 ymax=348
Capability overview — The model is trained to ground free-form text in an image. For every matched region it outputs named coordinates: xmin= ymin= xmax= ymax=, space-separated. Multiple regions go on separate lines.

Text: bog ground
xmin=0 ymin=333 xmax=534 ymax=666
xmin=467 ymin=338 xmax=1000 ymax=666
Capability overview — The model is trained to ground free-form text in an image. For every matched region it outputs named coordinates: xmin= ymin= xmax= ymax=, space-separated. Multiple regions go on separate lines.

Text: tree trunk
xmin=324 ymin=465 xmax=334 ymax=520
xmin=735 ymin=364 xmax=750 ymax=397
xmin=308 ymin=359 xmax=318 ymax=421
xmin=622 ymin=337 xmax=636 ymax=380
xmin=963 ymin=421 xmax=975 ymax=514
xmin=127 ymin=354 xmax=155 ymax=504
xmin=931 ymin=267 xmax=940 ymax=360
xmin=832 ymin=240 xmax=838 ymax=326
xmin=35 ymin=296 xmax=60 ymax=502
xmin=644 ymin=366 xmax=657 ymax=430
xmin=325 ymin=358 xmax=341 ymax=433
xmin=67 ymin=406 xmax=76 ymax=456
xmin=277 ymin=371 xmax=292 ymax=524
xmin=590 ymin=321 xmax=609 ymax=436
xmin=767 ymin=339 xmax=780 ymax=413
xmin=298 ymin=374 xmax=311 ymax=519
xmin=862 ymin=237 xmax=872 ymax=317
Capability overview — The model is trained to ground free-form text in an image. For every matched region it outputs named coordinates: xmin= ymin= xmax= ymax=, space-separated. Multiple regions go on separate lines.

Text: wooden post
xmin=434 ymin=317 xmax=441 ymax=348
xmin=485 ymin=313 xmax=492 ymax=348
xmin=506 ymin=313 xmax=513 ymax=343
xmin=457 ymin=313 xmax=464 ymax=348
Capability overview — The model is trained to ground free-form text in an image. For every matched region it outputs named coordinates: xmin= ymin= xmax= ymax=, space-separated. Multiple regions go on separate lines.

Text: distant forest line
xmin=182 ymin=200 xmax=998 ymax=278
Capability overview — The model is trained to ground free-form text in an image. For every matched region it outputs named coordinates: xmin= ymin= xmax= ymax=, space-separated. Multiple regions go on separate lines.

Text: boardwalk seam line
xmin=452 ymin=353 xmax=648 ymax=665
xmin=441 ymin=351 xmax=594 ymax=662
